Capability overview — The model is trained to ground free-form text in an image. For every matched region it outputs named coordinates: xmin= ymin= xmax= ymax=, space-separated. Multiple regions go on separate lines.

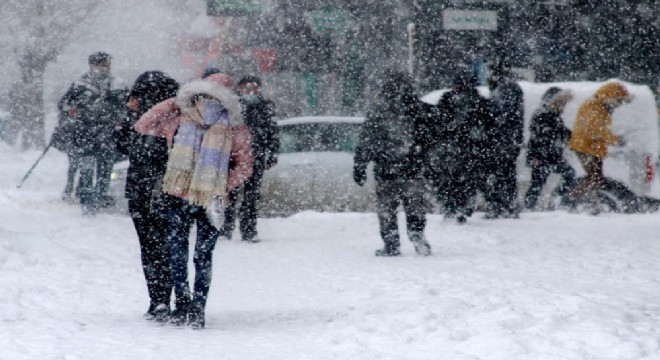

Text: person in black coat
xmin=218 ymin=76 xmax=279 ymax=243
xmin=428 ymin=68 xmax=495 ymax=224
xmin=524 ymin=87 xmax=576 ymax=209
xmin=485 ymin=61 xmax=525 ymax=218
xmin=58 ymin=52 xmax=129 ymax=214
xmin=114 ymin=70 xmax=179 ymax=321
xmin=353 ymin=72 xmax=431 ymax=257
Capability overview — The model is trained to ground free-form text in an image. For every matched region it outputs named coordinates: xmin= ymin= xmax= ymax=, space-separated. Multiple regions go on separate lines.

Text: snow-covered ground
xmin=1 ymin=144 xmax=660 ymax=360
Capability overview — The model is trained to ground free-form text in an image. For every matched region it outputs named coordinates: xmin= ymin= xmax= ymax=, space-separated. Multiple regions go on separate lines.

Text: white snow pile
xmin=1 ymin=143 xmax=660 ymax=360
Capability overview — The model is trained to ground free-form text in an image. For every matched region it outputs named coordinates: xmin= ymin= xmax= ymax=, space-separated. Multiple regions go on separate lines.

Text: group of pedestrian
xmin=353 ymin=64 xmax=633 ymax=257
xmin=55 ymin=53 xmax=279 ymax=329
xmin=55 ymin=51 xmax=633 ymax=328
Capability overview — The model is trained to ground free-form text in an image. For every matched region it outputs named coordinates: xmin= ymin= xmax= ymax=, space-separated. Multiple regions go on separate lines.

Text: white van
xmin=421 ymin=80 xmax=660 ymax=207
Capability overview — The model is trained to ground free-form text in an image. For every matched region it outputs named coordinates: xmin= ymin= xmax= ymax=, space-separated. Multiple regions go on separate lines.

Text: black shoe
xmin=152 ymin=303 xmax=170 ymax=323
xmin=374 ymin=246 xmax=401 ymax=257
xmin=188 ymin=308 xmax=205 ymax=330
xmin=456 ymin=215 xmax=467 ymax=224
xmin=169 ymin=298 xmax=190 ymax=326
xmin=409 ymin=233 xmax=432 ymax=256
xmin=143 ymin=303 xmax=157 ymax=320
xmin=241 ymin=236 xmax=261 ymax=243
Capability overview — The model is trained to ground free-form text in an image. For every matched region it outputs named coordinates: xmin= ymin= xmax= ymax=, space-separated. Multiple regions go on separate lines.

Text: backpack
xmin=50 ymin=112 xmax=78 ymax=155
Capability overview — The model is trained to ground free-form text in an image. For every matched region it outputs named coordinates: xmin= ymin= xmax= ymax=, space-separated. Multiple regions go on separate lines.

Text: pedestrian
xmin=58 ymin=52 xmax=129 ymax=214
xmin=115 ymin=71 xmax=179 ymax=322
xmin=136 ymin=72 xmax=253 ymax=329
xmin=524 ymin=87 xmax=576 ymax=210
xmin=485 ymin=61 xmax=525 ymax=218
xmin=353 ymin=71 xmax=431 ymax=257
xmin=428 ymin=68 xmax=494 ymax=224
xmin=568 ymin=81 xmax=632 ymax=214
xmin=219 ymin=75 xmax=279 ymax=243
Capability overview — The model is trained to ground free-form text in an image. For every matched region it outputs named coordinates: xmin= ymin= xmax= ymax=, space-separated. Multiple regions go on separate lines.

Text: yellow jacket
xmin=568 ymin=82 xmax=630 ymax=158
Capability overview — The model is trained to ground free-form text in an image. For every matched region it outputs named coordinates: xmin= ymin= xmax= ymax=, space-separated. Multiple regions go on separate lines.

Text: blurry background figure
xmin=219 ymin=75 xmax=279 ymax=243
xmin=353 ymin=71 xmax=431 ymax=257
xmin=428 ymin=67 xmax=494 ymax=224
xmin=524 ymin=87 xmax=576 ymax=210
xmin=58 ymin=52 xmax=129 ymax=215
xmin=485 ymin=60 xmax=524 ymax=219
xmin=115 ymin=71 xmax=179 ymax=322
xmin=568 ymin=82 xmax=633 ymax=215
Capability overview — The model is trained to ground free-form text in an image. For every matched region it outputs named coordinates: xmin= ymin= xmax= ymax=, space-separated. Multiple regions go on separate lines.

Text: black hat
xmin=452 ymin=68 xmax=478 ymax=88
xmin=541 ymin=87 xmax=562 ymax=103
xmin=88 ymin=52 xmax=111 ymax=65
xmin=202 ymin=67 xmax=222 ymax=79
xmin=237 ymin=75 xmax=262 ymax=87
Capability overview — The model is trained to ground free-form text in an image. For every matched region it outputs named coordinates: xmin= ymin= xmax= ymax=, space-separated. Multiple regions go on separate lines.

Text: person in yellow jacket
xmin=568 ymin=81 xmax=633 ymax=210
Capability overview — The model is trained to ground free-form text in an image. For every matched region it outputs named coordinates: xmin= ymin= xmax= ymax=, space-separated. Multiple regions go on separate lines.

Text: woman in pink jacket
xmin=135 ymin=73 xmax=253 ymax=329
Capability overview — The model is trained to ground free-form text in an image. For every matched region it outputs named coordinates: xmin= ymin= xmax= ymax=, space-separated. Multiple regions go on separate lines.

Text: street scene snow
xmin=1 ymin=0 xmax=659 ymax=359
xmin=2 ymin=144 xmax=660 ymax=360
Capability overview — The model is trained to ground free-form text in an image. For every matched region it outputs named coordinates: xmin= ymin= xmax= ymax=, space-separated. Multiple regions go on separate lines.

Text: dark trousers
xmin=78 ymin=154 xmax=113 ymax=205
xmin=524 ymin=159 xmax=576 ymax=209
xmin=167 ymin=197 xmax=220 ymax=311
xmin=129 ymin=198 xmax=172 ymax=307
xmin=376 ymin=179 xmax=427 ymax=248
xmin=220 ymin=167 xmax=264 ymax=240
xmin=443 ymin=166 xmax=478 ymax=216
xmin=486 ymin=153 xmax=519 ymax=215
xmin=63 ymin=154 xmax=80 ymax=196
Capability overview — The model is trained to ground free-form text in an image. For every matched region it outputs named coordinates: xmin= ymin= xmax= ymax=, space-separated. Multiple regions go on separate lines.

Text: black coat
xmin=354 ymin=99 xmax=428 ymax=181
xmin=428 ymin=87 xmax=496 ymax=176
xmin=240 ymin=96 xmax=279 ymax=171
xmin=58 ymin=72 xmax=128 ymax=157
xmin=490 ymin=78 xmax=524 ymax=157
xmin=526 ymin=107 xmax=572 ymax=166
xmin=114 ymin=71 xmax=178 ymax=203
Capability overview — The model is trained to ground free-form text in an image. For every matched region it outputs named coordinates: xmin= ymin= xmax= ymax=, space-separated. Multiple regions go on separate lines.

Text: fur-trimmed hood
xmin=175 ymin=79 xmax=244 ymax=126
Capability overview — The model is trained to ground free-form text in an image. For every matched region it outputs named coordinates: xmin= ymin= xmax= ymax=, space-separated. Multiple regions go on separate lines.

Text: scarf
xmin=162 ymin=98 xmax=232 ymax=208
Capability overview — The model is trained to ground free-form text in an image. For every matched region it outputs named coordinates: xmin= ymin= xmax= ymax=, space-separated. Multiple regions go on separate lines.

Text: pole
xmin=16 ymin=142 xmax=52 ymax=189
xmin=406 ymin=23 xmax=415 ymax=77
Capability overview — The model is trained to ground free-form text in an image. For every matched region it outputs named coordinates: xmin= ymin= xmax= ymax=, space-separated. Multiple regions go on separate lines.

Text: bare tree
xmin=0 ymin=0 xmax=99 ymax=149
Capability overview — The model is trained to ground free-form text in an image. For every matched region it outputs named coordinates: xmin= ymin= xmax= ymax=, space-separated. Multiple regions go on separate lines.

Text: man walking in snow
xmin=218 ymin=76 xmax=279 ymax=243
xmin=353 ymin=72 xmax=431 ymax=257
xmin=58 ymin=52 xmax=128 ymax=214
xmin=485 ymin=61 xmax=524 ymax=218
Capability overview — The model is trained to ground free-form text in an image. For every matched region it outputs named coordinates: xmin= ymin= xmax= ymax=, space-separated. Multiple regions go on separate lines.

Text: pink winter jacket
xmin=135 ymin=89 xmax=254 ymax=192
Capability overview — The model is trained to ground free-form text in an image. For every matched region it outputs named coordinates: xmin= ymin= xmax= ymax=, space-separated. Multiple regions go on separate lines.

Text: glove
xmin=617 ymin=137 xmax=626 ymax=147
xmin=353 ymin=167 xmax=367 ymax=187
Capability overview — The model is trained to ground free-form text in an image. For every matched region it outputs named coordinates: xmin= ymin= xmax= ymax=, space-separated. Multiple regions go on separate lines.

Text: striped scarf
xmin=162 ymin=99 xmax=232 ymax=208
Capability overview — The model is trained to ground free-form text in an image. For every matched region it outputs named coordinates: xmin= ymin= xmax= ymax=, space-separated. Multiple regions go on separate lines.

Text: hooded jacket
xmin=568 ymin=82 xmax=630 ymax=158
xmin=135 ymin=73 xmax=253 ymax=191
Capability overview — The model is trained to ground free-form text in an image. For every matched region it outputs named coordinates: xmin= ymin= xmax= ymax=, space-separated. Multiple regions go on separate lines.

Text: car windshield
xmin=279 ymin=122 xmax=361 ymax=153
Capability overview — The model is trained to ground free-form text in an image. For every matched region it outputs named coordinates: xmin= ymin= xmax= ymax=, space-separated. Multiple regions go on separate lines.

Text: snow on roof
xmin=277 ymin=116 xmax=364 ymax=126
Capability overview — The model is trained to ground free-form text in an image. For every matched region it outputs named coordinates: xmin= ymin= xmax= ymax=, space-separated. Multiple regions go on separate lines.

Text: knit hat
xmin=88 ymin=52 xmax=111 ymax=65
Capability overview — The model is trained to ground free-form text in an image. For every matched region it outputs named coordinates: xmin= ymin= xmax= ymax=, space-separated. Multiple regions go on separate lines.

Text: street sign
xmin=443 ymin=10 xmax=498 ymax=31
xmin=310 ymin=6 xmax=348 ymax=34
xmin=207 ymin=0 xmax=261 ymax=16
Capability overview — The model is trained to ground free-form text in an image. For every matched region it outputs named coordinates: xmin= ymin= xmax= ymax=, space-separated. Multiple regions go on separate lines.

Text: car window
xmin=279 ymin=123 xmax=361 ymax=153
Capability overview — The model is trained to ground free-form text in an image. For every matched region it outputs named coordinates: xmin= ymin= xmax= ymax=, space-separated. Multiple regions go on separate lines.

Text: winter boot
xmin=152 ymin=303 xmax=170 ymax=323
xmin=169 ymin=296 xmax=190 ymax=326
xmin=143 ymin=303 xmax=157 ymax=320
xmin=188 ymin=306 xmax=206 ymax=330
xmin=409 ymin=232 xmax=432 ymax=256
xmin=374 ymin=241 xmax=401 ymax=257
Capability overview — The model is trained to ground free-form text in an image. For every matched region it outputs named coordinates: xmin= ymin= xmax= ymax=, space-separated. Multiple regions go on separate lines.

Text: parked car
xmin=259 ymin=116 xmax=377 ymax=216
